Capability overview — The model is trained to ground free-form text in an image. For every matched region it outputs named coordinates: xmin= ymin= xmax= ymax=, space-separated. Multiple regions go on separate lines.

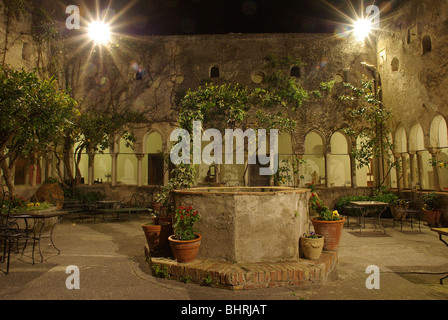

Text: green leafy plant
xmin=309 ymin=192 xmax=341 ymax=221
xmin=302 ymin=232 xmax=322 ymax=239
xmin=422 ymin=192 xmax=440 ymax=211
xmin=340 ymin=79 xmax=398 ymax=188
xmin=172 ymin=205 xmax=201 ymax=241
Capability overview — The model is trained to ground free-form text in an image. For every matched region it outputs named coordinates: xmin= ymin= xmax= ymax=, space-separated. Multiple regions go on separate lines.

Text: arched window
xmin=430 ymin=116 xmax=448 ymax=190
xmin=422 ymin=36 xmax=432 ymax=54
xmin=303 ymin=131 xmax=325 ymax=186
xmin=391 ymin=57 xmax=399 ymax=72
xmin=330 ymin=132 xmax=351 ymax=187
xmin=210 ymin=66 xmax=219 ymax=78
xmin=144 ymin=131 xmax=164 ymax=186
xmin=290 ymin=66 xmax=301 ymax=78
xmin=22 ymin=43 xmax=32 ymax=61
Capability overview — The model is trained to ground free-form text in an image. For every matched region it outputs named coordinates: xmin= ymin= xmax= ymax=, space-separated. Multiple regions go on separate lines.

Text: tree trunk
xmin=0 ymin=157 xmax=15 ymax=195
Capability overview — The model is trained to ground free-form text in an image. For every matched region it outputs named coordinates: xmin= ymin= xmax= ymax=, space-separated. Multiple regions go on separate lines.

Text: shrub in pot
xmin=310 ymin=192 xmax=345 ymax=251
xmin=168 ymin=205 xmax=202 ymax=263
xmin=422 ymin=192 xmax=441 ymax=227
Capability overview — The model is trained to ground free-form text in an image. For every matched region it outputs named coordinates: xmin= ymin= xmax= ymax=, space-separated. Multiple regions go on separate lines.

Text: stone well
xmin=172 ymin=187 xmax=310 ymax=263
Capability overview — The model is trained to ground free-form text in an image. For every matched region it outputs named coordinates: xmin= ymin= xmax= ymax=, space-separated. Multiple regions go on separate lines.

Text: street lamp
xmin=88 ymin=20 xmax=111 ymax=45
xmin=352 ymin=17 xmax=373 ymax=42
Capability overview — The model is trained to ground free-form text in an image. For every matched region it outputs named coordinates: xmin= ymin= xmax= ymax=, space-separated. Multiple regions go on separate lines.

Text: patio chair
xmin=0 ymin=185 xmax=29 ymax=274
xmin=393 ymin=195 xmax=424 ymax=232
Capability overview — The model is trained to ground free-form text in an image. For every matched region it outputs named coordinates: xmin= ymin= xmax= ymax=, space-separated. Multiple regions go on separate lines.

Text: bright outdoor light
xmin=353 ymin=18 xmax=372 ymax=42
xmin=88 ymin=20 xmax=111 ymax=45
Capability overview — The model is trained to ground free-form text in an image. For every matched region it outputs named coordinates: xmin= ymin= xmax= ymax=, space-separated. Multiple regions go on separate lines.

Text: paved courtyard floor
xmin=1 ymin=214 xmax=448 ymax=302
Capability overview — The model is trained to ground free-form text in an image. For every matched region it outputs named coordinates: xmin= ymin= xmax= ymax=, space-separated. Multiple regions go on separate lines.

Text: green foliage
xmin=422 ymin=192 xmax=440 ymax=211
xmin=339 ymin=79 xmax=397 ymax=187
xmin=1 ymin=194 xmax=27 ymax=213
xmin=0 ymin=65 xmax=77 ymax=192
xmin=309 ymin=192 xmax=341 ymax=221
xmin=0 ymin=65 xmax=78 ymax=155
xmin=274 ymin=159 xmax=293 ymax=186
xmin=172 ymin=205 xmax=201 ymax=241
xmin=335 ymin=188 xmax=399 ymax=215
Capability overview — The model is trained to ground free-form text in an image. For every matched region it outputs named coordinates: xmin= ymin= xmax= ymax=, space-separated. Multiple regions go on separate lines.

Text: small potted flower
xmin=300 ymin=232 xmax=324 ymax=260
xmin=168 ymin=205 xmax=202 ymax=263
xmin=309 ymin=192 xmax=345 ymax=251
xmin=422 ymin=192 xmax=441 ymax=227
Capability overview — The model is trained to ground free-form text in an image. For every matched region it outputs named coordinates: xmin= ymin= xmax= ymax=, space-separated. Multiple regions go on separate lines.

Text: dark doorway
xmin=248 ymin=162 xmax=271 ymax=186
xmin=148 ymin=154 xmax=164 ymax=185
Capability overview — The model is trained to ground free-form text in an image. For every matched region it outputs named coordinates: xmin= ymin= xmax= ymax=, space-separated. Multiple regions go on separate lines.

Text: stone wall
xmin=377 ymin=0 xmax=448 ymax=148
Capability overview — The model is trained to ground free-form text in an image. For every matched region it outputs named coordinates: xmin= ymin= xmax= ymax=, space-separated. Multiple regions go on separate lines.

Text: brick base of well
xmin=145 ymin=245 xmax=338 ymax=290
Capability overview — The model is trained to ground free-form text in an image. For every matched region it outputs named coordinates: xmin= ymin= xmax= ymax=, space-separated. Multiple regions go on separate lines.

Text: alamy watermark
xmin=66 ymin=5 xmax=80 ymax=30
xmin=170 ymin=121 xmax=279 ymax=176
xmin=366 ymin=265 xmax=380 ymax=290
xmin=65 ymin=265 xmax=80 ymax=290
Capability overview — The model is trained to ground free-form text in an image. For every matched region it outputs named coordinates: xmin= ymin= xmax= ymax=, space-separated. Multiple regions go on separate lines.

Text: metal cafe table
xmin=350 ymin=201 xmax=391 ymax=234
xmin=9 ymin=208 xmax=67 ymax=264
xmin=431 ymin=228 xmax=448 ymax=285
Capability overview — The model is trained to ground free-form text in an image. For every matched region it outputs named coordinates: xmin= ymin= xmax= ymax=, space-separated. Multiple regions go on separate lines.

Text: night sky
xmin=61 ymin=0 xmax=402 ymax=35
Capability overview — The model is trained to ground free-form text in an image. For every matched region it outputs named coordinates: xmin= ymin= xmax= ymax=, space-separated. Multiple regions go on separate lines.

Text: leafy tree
xmin=339 ymin=78 xmax=398 ymax=188
xmin=55 ymin=110 xmax=142 ymax=187
xmin=0 ymin=64 xmax=77 ymax=193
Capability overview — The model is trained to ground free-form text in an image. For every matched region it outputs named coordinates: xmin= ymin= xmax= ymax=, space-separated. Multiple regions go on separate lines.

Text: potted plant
xmin=300 ymin=232 xmax=324 ymax=260
xmin=143 ymin=208 xmax=172 ymax=251
xmin=168 ymin=205 xmax=202 ymax=263
xmin=310 ymin=192 xmax=345 ymax=251
xmin=422 ymin=192 xmax=441 ymax=227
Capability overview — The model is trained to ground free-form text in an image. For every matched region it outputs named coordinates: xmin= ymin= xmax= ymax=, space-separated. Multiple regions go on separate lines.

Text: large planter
xmin=168 ymin=233 xmax=202 ymax=263
xmin=423 ymin=209 xmax=441 ymax=227
xmin=391 ymin=205 xmax=408 ymax=221
xmin=300 ymin=235 xmax=324 ymax=260
xmin=311 ymin=218 xmax=345 ymax=251
xmin=142 ymin=223 xmax=171 ymax=250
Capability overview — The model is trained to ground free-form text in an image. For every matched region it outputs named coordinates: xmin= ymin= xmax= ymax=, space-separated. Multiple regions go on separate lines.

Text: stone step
xmin=145 ymin=245 xmax=338 ymax=290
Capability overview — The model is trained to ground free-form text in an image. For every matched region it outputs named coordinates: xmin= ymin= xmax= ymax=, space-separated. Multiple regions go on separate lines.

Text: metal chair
xmin=0 ymin=185 xmax=29 ymax=274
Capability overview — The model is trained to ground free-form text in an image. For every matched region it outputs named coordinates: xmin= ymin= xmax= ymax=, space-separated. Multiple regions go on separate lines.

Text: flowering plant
xmin=1 ymin=195 xmax=27 ymax=214
xmin=302 ymin=232 xmax=322 ymax=239
xmin=173 ymin=205 xmax=201 ymax=241
xmin=309 ymin=192 xmax=341 ymax=221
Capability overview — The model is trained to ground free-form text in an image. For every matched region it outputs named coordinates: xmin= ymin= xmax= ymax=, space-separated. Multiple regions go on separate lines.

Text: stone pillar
xmin=401 ymin=154 xmax=409 ymax=189
xmin=136 ymin=153 xmax=144 ymax=187
xmin=428 ymin=148 xmax=442 ymax=191
xmin=325 ymin=151 xmax=331 ymax=188
xmin=162 ymin=143 xmax=169 ymax=186
xmin=394 ymin=153 xmax=402 ymax=191
xmin=295 ymin=154 xmax=304 ymax=187
xmin=416 ymin=151 xmax=425 ymax=189
xmin=111 ymin=153 xmax=118 ymax=187
xmin=409 ymin=152 xmax=416 ymax=189
xmin=88 ymin=150 xmax=95 ymax=186
xmin=45 ymin=154 xmax=53 ymax=181
xmin=31 ymin=153 xmax=38 ymax=187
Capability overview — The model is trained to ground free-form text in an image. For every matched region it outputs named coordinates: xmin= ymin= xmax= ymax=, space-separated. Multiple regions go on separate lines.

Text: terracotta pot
xmin=311 ymin=218 xmax=345 ymax=251
xmin=142 ymin=224 xmax=162 ymax=250
xmin=423 ymin=209 xmax=441 ymax=227
xmin=168 ymin=233 xmax=202 ymax=263
xmin=300 ymin=235 xmax=324 ymax=260
xmin=152 ymin=202 xmax=162 ymax=212
xmin=391 ymin=205 xmax=408 ymax=221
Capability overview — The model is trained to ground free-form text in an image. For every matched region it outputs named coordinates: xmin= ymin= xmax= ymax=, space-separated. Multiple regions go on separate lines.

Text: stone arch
xmin=143 ymin=130 xmax=164 ymax=154
xmin=430 ymin=115 xmax=448 ymax=190
xmin=430 ymin=115 xmax=448 ymax=148
xmin=329 ymin=131 xmax=351 ymax=187
xmin=394 ymin=124 xmax=408 ymax=153
xmin=409 ymin=123 xmax=425 ymax=152
xmin=303 ymin=130 xmax=326 ymax=186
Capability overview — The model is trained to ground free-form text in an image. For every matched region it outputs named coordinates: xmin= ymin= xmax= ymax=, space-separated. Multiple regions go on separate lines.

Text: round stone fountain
xmin=172 ymin=187 xmax=310 ymax=263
